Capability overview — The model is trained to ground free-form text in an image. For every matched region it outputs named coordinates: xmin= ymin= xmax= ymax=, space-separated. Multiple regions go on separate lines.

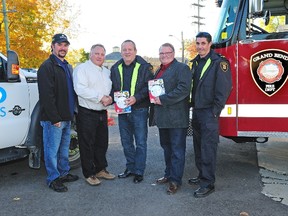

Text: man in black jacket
xmin=110 ymin=40 xmax=153 ymax=183
xmin=189 ymin=32 xmax=232 ymax=198
xmin=151 ymin=43 xmax=192 ymax=195
xmin=38 ymin=34 xmax=78 ymax=192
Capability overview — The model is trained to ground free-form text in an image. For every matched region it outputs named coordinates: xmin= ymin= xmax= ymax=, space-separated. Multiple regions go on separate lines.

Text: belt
xmin=79 ymin=106 xmax=107 ymax=114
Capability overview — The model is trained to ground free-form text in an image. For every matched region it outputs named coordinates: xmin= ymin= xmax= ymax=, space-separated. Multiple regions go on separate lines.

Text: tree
xmin=184 ymin=39 xmax=197 ymax=69
xmin=66 ymin=48 xmax=87 ymax=67
xmin=0 ymin=0 xmax=79 ymax=68
xmin=185 ymin=39 xmax=197 ymax=59
xmin=78 ymin=49 xmax=89 ymax=63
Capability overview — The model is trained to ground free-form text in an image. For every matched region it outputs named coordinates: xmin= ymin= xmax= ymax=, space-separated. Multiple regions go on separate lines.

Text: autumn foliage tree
xmin=185 ymin=39 xmax=197 ymax=59
xmin=0 ymin=0 xmax=79 ymax=68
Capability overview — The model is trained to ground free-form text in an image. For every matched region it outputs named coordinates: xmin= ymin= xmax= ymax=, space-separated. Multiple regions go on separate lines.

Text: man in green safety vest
xmin=189 ymin=32 xmax=232 ymax=198
xmin=110 ymin=40 xmax=153 ymax=183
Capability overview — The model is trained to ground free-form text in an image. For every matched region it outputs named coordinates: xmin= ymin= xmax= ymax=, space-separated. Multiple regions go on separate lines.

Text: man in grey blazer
xmin=150 ymin=43 xmax=192 ymax=195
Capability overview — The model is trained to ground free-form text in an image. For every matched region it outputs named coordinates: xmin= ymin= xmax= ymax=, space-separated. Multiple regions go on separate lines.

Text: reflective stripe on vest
xmin=191 ymin=58 xmax=212 ymax=87
xmin=118 ymin=62 xmax=140 ymax=96
xmin=200 ymin=58 xmax=211 ymax=79
xmin=190 ymin=58 xmax=212 ymax=102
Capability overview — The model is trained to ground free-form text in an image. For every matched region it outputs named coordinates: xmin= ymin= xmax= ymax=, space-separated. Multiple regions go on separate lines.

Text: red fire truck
xmin=213 ymin=0 xmax=288 ymax=143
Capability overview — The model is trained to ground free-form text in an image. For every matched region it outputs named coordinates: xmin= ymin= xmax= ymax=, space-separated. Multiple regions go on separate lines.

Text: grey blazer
xmin=150 ymin=59 xmax=192 ymax=128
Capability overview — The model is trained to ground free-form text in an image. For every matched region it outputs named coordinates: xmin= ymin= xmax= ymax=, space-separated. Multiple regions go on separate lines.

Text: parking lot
xmin=1 ymin=116 xmax=288 ymax=216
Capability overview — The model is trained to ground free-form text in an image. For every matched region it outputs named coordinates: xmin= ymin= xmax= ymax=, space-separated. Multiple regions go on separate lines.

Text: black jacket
xmin=190 ymin=50 xmax=232 ymax=117
xmin=110 ymin=55 xmax=153 ymax=109
xmin=37 ymin=55 xmax=74 ymax=124
xmin=150 ymin=59 xmax=192 ymax=128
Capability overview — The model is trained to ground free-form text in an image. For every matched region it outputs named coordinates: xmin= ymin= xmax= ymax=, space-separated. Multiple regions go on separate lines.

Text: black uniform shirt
xmin=122 ymin=60 xmax=136 ymax=95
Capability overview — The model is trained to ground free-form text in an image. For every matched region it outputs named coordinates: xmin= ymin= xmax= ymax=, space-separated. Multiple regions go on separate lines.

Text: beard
xmin=57 ymin=50 xmax=67 ymax=58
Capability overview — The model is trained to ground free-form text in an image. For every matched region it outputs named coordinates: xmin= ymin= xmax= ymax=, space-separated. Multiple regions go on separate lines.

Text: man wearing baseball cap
xmin=38 ymin=33 xmax=79 ymax=192
xmin=52 ymin=33 xmax=70 ymax=44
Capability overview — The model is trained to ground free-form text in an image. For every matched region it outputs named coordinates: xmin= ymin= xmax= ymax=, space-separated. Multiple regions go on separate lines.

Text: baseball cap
xmin=52 ymin=33 xmax=70 ymax=44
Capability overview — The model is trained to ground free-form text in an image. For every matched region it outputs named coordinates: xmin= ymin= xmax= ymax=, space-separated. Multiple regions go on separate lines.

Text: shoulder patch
xmin=220 ymin=61 xmax=229 ymax=72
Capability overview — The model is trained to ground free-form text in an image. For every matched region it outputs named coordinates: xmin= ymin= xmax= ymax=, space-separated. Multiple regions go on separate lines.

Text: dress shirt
xmin=73 ymin=60 xmax=112 ymax=111
xmin=156 ymin=61 xmax=173 ymax=79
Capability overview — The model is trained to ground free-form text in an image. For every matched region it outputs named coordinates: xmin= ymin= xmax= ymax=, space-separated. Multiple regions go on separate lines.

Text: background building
xmin=104 ymin=46 xmax=121 ymax=69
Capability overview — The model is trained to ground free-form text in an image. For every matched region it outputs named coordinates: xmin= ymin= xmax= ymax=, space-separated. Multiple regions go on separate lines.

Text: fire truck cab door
xmin=237 ymin=12 xmax=288 ymax=135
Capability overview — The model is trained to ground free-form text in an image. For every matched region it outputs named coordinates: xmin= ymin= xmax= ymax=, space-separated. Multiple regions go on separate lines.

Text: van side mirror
xmin=7 ymin=50 xmax=20 ymax=82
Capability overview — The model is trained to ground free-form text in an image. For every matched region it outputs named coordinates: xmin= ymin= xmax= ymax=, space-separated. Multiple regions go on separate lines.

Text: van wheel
xmin=41 ymin=136 xmax=81 ymax=169
xmin=69 ymin=136 xmax=81 ymax=169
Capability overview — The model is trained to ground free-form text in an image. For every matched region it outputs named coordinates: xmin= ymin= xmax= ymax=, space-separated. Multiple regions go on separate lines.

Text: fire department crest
xmin=220 ymin=61 xmax=229 ymax=72
xmin=250 ymin=49 xmax=288 ymax=97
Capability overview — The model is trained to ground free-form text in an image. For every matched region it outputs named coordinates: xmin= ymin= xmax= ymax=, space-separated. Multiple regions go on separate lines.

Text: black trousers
xmin=192 ymin=107 xmax=219 ymax=187
xmin=76 ymin=106 xmax=108 ymax=178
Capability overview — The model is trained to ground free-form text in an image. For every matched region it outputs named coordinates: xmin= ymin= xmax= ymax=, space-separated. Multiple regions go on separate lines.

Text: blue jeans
xmin=159 ymin=128 xmax=187 ymax=185
xmin=40 ymin=121 xmax=71 ymax=185
xmin=118 ymin=108 xmax=148 ymax=175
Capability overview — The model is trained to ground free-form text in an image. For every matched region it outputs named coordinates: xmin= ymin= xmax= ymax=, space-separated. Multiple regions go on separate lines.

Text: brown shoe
xmin=96 ymin=169 xmax=116 ymax=180
xmin=156 ymin=177 xmax=168 ymax=184
xmin=167 ymin=182 xmax=179 ymax=195
xmin=86 ymin=175 xmax=101 ymax=186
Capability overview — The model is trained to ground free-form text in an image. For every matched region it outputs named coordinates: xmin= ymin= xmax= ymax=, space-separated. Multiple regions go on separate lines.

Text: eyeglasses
xmin=159 ymin=52 xmax=173 ymax=56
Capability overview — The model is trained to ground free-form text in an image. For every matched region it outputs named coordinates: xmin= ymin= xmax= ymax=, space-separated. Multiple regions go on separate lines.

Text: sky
xmin=68 ymin=0 xmax=220 ymax=58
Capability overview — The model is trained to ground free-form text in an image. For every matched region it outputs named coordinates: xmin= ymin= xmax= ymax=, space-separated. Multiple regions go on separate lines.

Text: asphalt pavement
xmin=256 ymin=138 xmax=288 ymax=205
xmin=1 ymin=109 xmax=288 ymax=216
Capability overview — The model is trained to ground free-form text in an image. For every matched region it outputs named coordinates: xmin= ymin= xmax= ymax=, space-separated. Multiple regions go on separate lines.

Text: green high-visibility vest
xmin=190 ymin=58 xmax=212 ymax=101
xmin=199 ymin=58 xmax=211 ymax=79
xmin=192 ymin=57 xmax=211 ymax=84
xmin=118 ymin=62 xmax=140 ymax=96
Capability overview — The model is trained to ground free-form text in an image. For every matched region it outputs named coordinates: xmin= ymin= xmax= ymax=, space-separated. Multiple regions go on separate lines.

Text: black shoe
xmin=49 ymin=178 xmax=68 ymax=192
xmin=194 ymin=185 xmax=215 ymax=198
xmin=60 ymin=173 xmax=79 ymax=183
xmin=133 ymin=175 xmax=143 ymax=183
xmin=188 ymin=177 xmax=200 ymax=185
xmin=118 ymin=169 xmax=133 ymax=178
xmin=167 ymin=182 xmax=179 ymax=195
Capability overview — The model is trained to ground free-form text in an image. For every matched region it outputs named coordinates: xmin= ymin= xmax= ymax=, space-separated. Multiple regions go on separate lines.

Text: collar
xmin=197 ymin=50 xmax=212 ymax=62
xmin=88 ymin=59 xmax=103 ymax=71
xmin=160 ymin=61 xmax=173 ymax=70
xmin=191 ymin=50 xmax=213 ymax=64
xmin=122 ymin=58 xmax=136 ymax=68
xmin=53 ymin=54 xmax=68 ymax=65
